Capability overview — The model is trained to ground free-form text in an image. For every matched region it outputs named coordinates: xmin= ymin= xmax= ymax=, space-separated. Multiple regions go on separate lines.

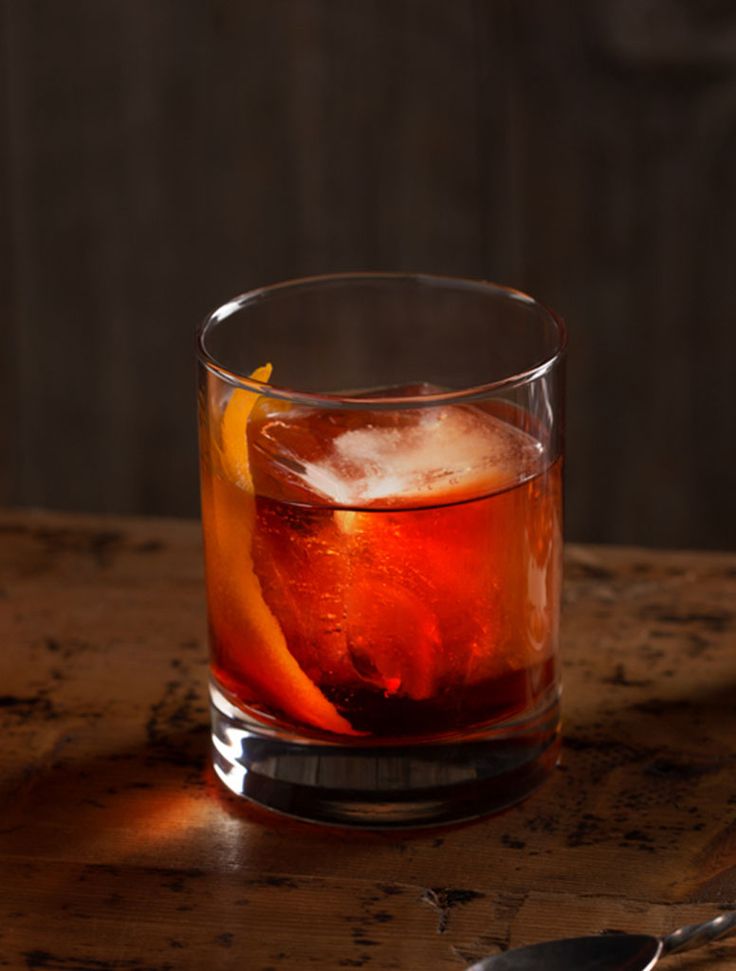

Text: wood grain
xmin=1 ymin=508 xmax=736 ymax=968
xmin=2 ymin=0 xmax=736 ymax=547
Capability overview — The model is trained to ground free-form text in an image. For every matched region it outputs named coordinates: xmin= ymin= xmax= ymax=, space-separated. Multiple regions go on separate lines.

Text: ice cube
xmin=296 ymin=406 xmax=542 ymax=507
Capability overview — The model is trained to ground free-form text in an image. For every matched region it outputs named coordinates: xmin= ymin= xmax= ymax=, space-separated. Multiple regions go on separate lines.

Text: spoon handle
xmin=661 ymin=910 xmax=736 ymax=955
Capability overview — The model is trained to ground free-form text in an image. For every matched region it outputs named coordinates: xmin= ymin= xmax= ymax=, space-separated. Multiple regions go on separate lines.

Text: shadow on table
xmin=0 ymin=723 xmax=212 ymax=855
xmin=0 ymin=717 xmax=462 ymax=869
xmin=4 ymin=673 xmax=734 ymax=873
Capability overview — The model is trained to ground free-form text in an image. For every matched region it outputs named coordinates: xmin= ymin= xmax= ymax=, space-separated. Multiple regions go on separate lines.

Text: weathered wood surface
xmin=3 ymin=0 xmax=736 ymax=550
xmin=1 ymin=507 xmax=736 ymax=969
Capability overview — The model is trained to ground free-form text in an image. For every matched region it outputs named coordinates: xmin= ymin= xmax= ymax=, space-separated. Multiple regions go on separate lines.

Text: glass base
xmin=210 ymin=680 xmax=560 ymax=828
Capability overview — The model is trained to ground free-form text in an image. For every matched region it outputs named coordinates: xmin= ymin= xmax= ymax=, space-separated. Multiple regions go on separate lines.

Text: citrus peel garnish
xmin=212 ymin=365 xmax=354 ymax=735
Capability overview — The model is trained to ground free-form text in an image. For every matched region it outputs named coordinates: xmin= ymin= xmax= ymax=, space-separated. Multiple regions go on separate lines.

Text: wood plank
xmin=1 ymin=509 xmax=736 ymax=966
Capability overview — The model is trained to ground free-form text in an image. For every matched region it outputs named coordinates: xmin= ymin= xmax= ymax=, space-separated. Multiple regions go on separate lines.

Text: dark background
xmin=2 ymin=0 xmax=735 ymax=549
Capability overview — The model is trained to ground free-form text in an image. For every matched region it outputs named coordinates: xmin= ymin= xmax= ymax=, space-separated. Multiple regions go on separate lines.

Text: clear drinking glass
xmin=197 ymin=273 xmax=565 ymax=827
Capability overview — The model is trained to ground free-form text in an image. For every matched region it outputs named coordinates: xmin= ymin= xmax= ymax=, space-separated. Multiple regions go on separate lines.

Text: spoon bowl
xmin=468 ymin=935 xmax=661 ymax=971
xmin=466 ymin=910 xmax=736 ymax=971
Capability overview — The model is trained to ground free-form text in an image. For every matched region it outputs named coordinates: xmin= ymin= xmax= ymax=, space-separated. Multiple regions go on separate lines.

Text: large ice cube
xmin=255 ymin=404 xmax=543 ymax=507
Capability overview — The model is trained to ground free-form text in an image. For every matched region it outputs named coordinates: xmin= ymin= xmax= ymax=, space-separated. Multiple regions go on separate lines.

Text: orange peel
xmin=212 ymin=365 xmax=354 ymax=735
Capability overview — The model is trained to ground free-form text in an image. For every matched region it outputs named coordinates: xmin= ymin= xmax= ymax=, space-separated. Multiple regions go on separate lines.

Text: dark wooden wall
xmin=3 ymin=0 xmax=736 ymax=549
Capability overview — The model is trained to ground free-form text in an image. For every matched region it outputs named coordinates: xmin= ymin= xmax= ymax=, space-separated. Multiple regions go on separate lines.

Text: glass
xmin=197 ymin=273 xmax=565 ymax=827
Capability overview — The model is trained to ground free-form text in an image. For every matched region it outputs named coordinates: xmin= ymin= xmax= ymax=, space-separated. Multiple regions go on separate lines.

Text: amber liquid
xmin=202 ymin=396 xmax=562 ymax=742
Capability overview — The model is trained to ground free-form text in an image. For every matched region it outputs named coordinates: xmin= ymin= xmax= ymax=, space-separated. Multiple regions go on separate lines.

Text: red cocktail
xmin=198 ymin=274 xmax=565 ymax=826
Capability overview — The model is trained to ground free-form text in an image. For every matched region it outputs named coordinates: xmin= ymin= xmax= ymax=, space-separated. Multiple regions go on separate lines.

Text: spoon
xmin=467 ymin=910 xmax=736 ymax=971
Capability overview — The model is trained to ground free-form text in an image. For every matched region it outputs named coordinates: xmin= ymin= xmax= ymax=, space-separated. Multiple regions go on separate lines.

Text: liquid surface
xmin=201 ymin=386 xmax=562 ymax=739
xmin=249 ymin=394 xmax=544 ymax=508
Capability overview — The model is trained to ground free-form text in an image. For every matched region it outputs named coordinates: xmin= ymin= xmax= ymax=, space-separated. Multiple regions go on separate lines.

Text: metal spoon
xmin=467 ymin=910 xmax=736 ymax=971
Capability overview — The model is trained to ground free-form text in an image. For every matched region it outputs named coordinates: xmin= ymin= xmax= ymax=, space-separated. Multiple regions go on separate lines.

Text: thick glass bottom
xmin=210 ymin=679 xmax=561 ymax=828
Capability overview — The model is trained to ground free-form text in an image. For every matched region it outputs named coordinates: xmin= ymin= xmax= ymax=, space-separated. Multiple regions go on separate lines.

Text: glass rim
xmin=196 ymin=271 xmax=567 ymax=407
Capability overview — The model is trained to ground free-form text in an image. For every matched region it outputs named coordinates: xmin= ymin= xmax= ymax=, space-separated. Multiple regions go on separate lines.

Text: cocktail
xmin=197 ymin=274 xmax=565 ymax=826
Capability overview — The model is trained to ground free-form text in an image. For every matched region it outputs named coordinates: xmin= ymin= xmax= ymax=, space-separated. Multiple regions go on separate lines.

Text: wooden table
xmin=1 ymin=508 xmax=735 ymax=970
